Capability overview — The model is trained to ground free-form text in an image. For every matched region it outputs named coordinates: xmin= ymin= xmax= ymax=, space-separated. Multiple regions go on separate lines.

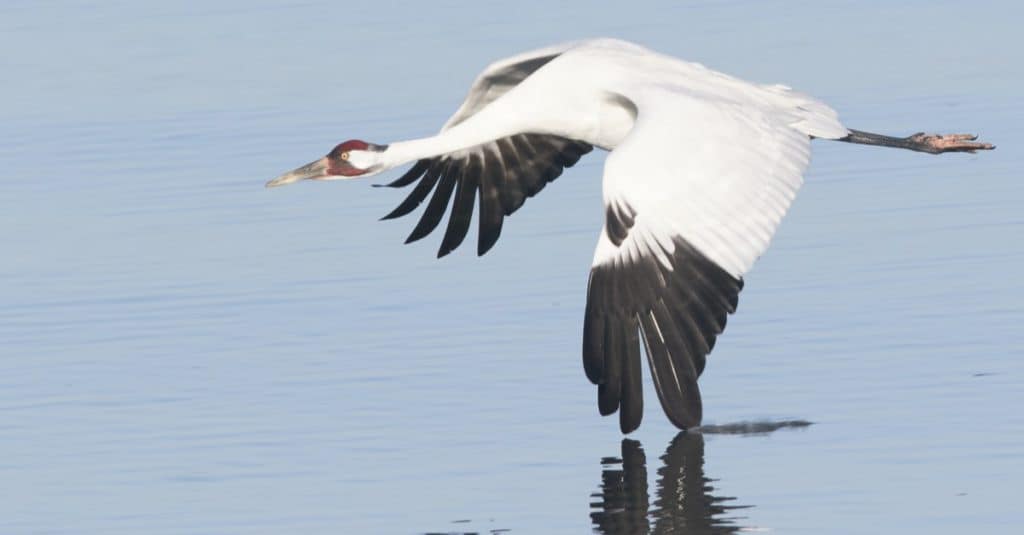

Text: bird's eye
xmin=340 ymin=151 xmax=350 ymax=161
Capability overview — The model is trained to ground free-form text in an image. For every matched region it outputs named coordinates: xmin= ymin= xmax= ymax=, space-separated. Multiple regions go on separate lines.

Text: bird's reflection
xmin=590 ymin=432 xmax=751 ymax=534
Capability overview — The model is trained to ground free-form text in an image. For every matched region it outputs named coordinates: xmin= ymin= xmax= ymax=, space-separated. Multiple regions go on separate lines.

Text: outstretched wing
xmin=584 ymin=90 xmax=825 ymax=433
xmin=440 ymin=41 xmax=584 ymax=131
xmin=381 ymin=43 xmax=593 ymax=257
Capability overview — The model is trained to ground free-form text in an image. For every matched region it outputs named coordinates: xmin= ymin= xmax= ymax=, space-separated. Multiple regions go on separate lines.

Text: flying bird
xmin=267 ymin=39 xmax=994 ymax=433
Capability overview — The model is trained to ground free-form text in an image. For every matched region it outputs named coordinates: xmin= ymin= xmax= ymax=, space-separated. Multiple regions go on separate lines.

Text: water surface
xmin=1 ymin=1 xmax=1022 ymax=533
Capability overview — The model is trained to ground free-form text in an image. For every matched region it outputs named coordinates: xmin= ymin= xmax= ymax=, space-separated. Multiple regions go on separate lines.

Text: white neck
xmin=381 ymin=136 xmax=464 ymax=169
xmin=379 ymin=100 xmax=535 ymax=171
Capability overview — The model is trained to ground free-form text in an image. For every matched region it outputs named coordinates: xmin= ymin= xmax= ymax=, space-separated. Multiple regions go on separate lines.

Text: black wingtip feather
xmin=582 ymin=307 xmax=606 ymax=384
xmin=641 ymin=303 xmax=703 ymax=429
xmin=476 ymin=155 xmax=505 ymax=256
xmin=584 ymin=232 xmax=742 ymax=433
xmin=405 ymin=162 xmax=457 ymax=243
xmin=381 ymin=162 xmax=444 ymax=221
xmin=383 ymin=160 xmax=430 ymax=188
xmin=437 ymin=156 xmax=480 ymax=258
xmin=477 ymin=231 xmax=501 ymax=255
xmin=598 ymin=317 xmax=623 ymax=416
xmin=639 ymin=309 xmax=692 ymax=430
xmin=598 ymin=384 xmax=619 ymax=416
xmin=384 ymin=134 xmax=593 ymax=256
xmin=619 ymin=317 xmax=644 ymax=434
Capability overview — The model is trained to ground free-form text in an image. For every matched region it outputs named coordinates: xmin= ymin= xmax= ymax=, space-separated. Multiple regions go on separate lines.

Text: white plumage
xmin=386 ymin=39 xmax=847 ymax=275
xmin=267 ymin=38 xmax=993 ymax=433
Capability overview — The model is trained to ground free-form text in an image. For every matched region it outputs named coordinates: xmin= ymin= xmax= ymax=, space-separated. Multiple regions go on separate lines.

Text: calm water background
xmin=2 ymin=1 xmax=1022 ymax=533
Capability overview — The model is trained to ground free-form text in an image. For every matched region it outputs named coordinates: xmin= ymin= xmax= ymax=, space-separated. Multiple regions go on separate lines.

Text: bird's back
xmin=500 ymin=39 xmax=848 ymax=145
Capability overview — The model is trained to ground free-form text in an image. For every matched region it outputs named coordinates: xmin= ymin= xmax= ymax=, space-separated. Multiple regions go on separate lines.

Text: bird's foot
xmin=905 ymin=132 xmax=995 ymax=154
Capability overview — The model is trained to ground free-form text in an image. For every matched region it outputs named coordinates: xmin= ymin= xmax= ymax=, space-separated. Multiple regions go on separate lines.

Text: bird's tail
xmin=764 ymin=83 xmax=848 ymax=139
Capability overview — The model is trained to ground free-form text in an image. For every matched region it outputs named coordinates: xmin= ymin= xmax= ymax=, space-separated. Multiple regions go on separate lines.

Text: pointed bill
xmin=266 ymin=157 xmax=328 ymax=188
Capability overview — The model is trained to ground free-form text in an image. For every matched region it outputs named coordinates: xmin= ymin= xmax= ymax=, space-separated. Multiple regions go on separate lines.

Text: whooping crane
xmin=267 ymin=39 xmax=994 ymax=433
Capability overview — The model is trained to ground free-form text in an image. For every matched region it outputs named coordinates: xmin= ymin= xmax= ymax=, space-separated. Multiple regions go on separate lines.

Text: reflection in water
xmin=590 ymin=432 xmax=752 ymax=534
xmin=697 ymin=419 xmax=812 ymax=436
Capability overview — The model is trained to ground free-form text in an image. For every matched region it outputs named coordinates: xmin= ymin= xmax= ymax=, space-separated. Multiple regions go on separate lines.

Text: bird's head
xmin=266 ymin=140 xmax=388 ymax=188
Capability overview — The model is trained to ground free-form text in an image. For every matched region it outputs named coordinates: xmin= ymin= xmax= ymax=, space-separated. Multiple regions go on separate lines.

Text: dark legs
xmin=837 ymin=129 xmax=995 ymax=154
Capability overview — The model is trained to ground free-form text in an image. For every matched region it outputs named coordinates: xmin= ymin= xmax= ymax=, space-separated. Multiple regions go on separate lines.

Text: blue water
xmin=2 ymin=1 xmax=1022 ymax=533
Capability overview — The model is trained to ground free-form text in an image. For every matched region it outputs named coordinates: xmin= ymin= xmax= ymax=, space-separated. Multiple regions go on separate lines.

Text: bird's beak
xmin=265 ymin=157 xmax=329 ymax=188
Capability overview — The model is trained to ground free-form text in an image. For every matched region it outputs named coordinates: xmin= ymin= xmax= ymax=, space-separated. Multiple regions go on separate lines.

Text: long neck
xmin=380 ymin=99 xmax=535 ymax=169
xmin=381 ymin=134 xmax=469 ymax=168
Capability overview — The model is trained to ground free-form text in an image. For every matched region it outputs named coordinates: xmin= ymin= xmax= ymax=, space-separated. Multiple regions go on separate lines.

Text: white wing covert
xmin=441 ymin=41 xmax=584 ymax=131
xmin=583 ymin=90 xmax=816 ymax=433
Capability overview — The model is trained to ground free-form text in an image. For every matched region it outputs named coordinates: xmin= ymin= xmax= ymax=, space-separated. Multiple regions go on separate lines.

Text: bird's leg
xmin=837 ymin=129 xmax=995 ymax=154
